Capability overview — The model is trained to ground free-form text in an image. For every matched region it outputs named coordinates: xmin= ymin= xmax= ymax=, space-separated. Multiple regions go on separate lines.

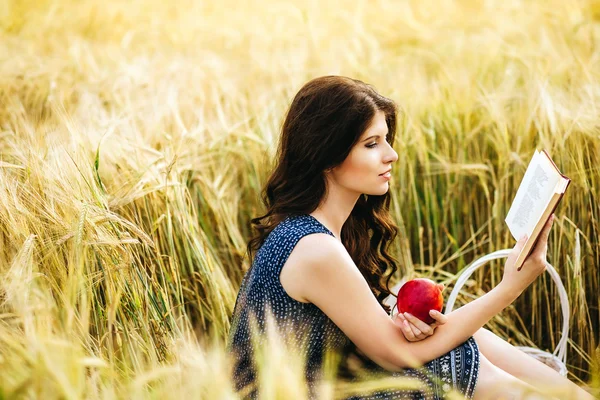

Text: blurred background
xmin=0 ymin=0 xmax=598 ymax=398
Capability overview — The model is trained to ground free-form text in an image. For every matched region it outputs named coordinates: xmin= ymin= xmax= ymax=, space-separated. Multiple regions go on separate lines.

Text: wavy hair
xmin=246 ymin=75 xmax=402 ymax=314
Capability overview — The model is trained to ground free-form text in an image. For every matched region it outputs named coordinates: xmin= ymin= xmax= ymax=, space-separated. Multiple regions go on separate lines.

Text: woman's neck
xmin=309 ymin=184 xmax=361 ymax=240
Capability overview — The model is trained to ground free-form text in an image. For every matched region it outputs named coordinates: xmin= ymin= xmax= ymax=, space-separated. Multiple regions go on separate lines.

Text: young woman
xmin=227 ymin=76 xmax=593 ymax=400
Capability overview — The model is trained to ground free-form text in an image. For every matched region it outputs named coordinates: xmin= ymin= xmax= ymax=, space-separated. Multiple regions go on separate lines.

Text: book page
xmin=505 ymin=150 xmax=562 ymax=240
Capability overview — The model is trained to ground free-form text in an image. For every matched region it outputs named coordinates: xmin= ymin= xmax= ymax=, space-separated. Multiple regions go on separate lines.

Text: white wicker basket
xmin=385 ymin=249 xmax=569 ymax=376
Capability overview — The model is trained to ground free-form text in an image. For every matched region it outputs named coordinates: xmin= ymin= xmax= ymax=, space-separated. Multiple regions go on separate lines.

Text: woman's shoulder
xmin=283 ymin=224 xmax=344 ymax=275
xmin=262 ymin=214 xmax=341 ymax=263
xmin=266 ymin=213 xmax=335 ymax=241
xmin=294 ymin=228 xmax=340 ymax=254
xmin=255 ymin=214 xmax=340 ymax=269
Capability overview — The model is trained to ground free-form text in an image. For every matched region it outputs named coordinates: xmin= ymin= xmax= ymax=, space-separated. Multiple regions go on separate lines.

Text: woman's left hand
xmin=393 ymin=309 xmax=448 ymax=342
xmin=392 ymin=284 xmax=448 ymax=342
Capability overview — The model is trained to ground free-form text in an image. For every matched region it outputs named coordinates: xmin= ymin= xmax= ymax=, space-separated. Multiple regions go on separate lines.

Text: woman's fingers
xmin=403 ymin=313 xmax=433 ymax=336
xmin=428 ymin=310 xmax=448 ymax=329
xmin=395 ymin=311 xmax=445 ymax=341
xmin=395 ymin=313 xmax=416 ymax=341
xmin=398 ymin=314 xmax=428 ymax=341
xmin=405 ymin=320 xmax=424 ymax=340
xmin=402 ymin=318 xmax=419 ymax=342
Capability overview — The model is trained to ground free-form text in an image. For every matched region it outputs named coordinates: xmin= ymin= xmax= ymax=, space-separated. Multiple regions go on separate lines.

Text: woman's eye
xmin=366 ymin=134 xmax=391 ymax=148
xmin=366 ymin=137 xmax=390 ymax=148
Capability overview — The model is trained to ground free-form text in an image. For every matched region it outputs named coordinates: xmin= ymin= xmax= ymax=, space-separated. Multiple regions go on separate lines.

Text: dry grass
xmin=0 ymin=0 xmax=599 ymax=398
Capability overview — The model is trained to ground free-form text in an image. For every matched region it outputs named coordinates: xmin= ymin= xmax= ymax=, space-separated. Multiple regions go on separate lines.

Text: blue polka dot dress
xmin=227 ymin=214 xmax=480 ymax=399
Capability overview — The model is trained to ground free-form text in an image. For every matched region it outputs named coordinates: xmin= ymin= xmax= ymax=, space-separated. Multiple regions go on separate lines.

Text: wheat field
xmin=0 ymin=0 xmax=599 ymax=398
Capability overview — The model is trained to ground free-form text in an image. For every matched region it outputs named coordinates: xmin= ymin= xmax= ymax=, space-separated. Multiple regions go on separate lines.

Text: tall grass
xmin=0 ymin=0 xmax=598 ymax=398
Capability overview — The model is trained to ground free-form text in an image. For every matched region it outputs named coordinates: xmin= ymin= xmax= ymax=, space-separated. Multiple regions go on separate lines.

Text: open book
xmin=505 ymin=149 xmax=571 ymax=271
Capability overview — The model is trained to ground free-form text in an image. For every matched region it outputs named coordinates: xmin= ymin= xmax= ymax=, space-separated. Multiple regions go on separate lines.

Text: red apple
xmin=396 ymin=278 xmax=444 ymax=324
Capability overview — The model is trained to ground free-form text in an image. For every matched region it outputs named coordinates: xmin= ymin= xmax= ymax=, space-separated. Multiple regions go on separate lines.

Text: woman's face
xmin=329 ymin=110 xmax=399 ymax=196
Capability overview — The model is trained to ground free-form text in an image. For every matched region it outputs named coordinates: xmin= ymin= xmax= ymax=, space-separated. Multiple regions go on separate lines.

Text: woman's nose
xmin=386 ymin=148 xmax=398 ymax=163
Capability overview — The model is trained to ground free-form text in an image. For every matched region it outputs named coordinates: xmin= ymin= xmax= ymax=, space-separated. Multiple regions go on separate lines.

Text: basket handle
xmin=444 ymin=249 xmax=569 ymax=364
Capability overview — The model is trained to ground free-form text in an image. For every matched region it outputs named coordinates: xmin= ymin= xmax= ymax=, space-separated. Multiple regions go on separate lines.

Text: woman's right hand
xmin=499 ymin=214 xmax=555 ymax=300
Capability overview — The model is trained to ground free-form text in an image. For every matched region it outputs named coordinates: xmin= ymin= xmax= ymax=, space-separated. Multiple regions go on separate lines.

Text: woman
xmin=227 ymin=76 xmax=593 ymax=399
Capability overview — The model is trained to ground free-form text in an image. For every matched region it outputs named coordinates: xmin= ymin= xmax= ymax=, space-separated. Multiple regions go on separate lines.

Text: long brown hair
xmin=246 ymin=75 xmax=401 ymax=314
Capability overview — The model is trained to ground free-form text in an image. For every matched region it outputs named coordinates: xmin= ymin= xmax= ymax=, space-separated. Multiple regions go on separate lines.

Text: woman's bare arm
xmin=291 ymin=216 xmax=553 ymax=371
xmin=294 ymin=234 xmax=512 ymax=370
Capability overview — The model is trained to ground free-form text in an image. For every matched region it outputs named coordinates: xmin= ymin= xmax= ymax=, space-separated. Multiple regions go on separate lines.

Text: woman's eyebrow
xmin=362 ymin=132 xmax=389 ymax=142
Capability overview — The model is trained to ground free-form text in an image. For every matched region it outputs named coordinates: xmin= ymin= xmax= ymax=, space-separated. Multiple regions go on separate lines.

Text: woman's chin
xmin=364 ymin=186 xmax=389 ymax=196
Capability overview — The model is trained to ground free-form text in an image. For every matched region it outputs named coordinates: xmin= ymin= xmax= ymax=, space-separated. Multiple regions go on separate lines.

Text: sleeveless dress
xmin=227 ymin=214 xmax=480 ymax=399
